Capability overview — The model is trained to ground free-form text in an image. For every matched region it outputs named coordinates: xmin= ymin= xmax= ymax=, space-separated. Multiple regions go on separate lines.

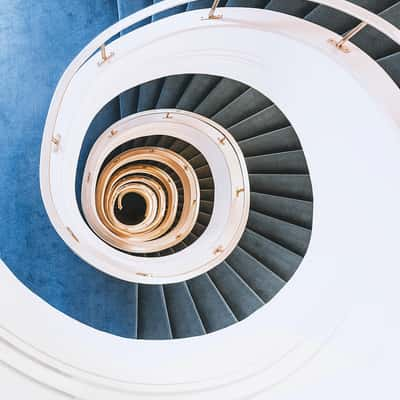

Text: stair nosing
xmin=204 ymin=272 xmax=238 ymax=323
xmin=219 ymin=261 xmax=265 ymax=306
xmin=161 ymin=285 xmax=174 ymax=339
xmin=183 ymin=281 xmax=207 ymax=335
xmin=227 ymin=103 xmax=281 ymax=130
xmin=237 ymin=125 xmax=295 ymax=145
xmin=232 ymin=245 xmax=286 ymax=285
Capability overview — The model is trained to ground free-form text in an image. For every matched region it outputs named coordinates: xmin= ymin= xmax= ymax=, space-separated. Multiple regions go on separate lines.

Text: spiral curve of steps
xmin=77 ymin=74 xmax=312 ymax=339
xmin=1 ymin=0 xmax=399 ymax=340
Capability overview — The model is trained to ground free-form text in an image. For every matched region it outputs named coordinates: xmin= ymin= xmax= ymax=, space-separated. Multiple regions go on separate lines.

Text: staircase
xmin=79 ymin=73 xmax=312 ymax=339
xmin=0 ymin=0 xmax=399 ymax=340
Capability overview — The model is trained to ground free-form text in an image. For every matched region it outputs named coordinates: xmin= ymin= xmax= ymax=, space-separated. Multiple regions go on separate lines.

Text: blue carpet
xmin=0 ymin=0 xmax=137 ymax=337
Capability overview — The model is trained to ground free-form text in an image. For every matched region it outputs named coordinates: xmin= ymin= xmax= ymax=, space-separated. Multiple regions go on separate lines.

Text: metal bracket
xmin=202 ymin=0 xmax=222 ymax=20
xmin=97 ymin=44 xmax=114 ymax=66
xmin=66 ymin=227 xmax=79 ymax=243
xmin=218 ymin=136 xmax=227 ymax=145
xmin=236 ymin=187 xmax=245 ymax=197
xmin=214 ymin=245 xmax=224 ymax=255
xmin=164 ymin=112 xmax=173 ymax=119
xmin=328 ymin=21 xmax=367 ymax=53
xmin=51 ymin=134 xmax=61 ymax=152
xmin=137 ymin=272 xmax=152 ymax=277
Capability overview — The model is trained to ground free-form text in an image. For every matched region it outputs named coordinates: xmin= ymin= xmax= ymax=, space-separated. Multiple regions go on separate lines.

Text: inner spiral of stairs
xmin=74 ymin=73 xmax=314 ymax=339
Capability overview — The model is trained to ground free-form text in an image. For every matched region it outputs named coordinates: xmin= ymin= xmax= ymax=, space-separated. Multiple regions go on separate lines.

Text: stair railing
xmin=43 ymin=0 xmax=400 ymax=151
xmin=41 ymin=0 xmax=400 ymax=245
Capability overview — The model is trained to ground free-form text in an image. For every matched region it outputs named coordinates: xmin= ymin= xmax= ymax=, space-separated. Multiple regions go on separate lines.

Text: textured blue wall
xmin=0 ymin=1 xmax=137 ymax=337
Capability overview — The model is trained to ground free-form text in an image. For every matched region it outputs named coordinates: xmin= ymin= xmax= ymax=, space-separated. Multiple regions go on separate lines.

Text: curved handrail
xmin=40 ymin=0 xmax=400 ymax=246
xmin=43 ymin=0 xmax=400 ymax=139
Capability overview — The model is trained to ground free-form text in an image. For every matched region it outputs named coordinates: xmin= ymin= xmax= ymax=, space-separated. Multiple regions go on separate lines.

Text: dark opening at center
xmin=114 ymin=192 xmax=147 ymax=225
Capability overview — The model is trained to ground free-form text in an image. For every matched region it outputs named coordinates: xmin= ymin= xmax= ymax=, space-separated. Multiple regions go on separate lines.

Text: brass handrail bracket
xmin=328 ymin=21 xmax=368 ymax=53
xmin=51 ymin=134 xmax=61 ymax=152
xmin=98 ymin=44 xmax=115 ymax=66
xmin=202 ymin=0 xmax=222 ymax=20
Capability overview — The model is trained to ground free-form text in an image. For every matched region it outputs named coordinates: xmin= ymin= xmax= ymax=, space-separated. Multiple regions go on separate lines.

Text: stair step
xmin=197 ymin=211 xmax=212 ymax=227
xmin=157 ymin=74 xmax=192 ymax=108
xmin=265 ymin=0 xmax=318 ymax=17
xmin=208 ymin=262 xmax=264 ymax=320
xmin=119 ymin=88 xmax=139 ymax=118
xmin=228 ymin=104 xmax=289 ymax=141
xmin=156 ymin=134 xmax=176 ymax=148
xmin=195 ymin=164 xmax=212 ymax=179
xmin=200 ymin=189 xmax=215 ymax=201
xmin=198 ymin=177 xmax=214 ymax=190
xmin=160 ymin=248 xmax=175 ymax=257
xmin=212 ymin=87 xmax=272 ymax=127
xmin=379 ymin=51 xmax=400 ymax=87
xmin=197 ymin=203 xmax=311 ymax=257
xmin=240 ymin=228 xmax=303 ymax=281
xmin=184 ymin=232 xmax=199 ymax=246
xmin=163 ymin=282 xmax=206 ymax=338
xmin=137 ymin=78 xmax=164 ymax=112
xmin=144 ymin=135 xmax=161 ymax=146
xmin=169 ymin=138 xmax=190 ymax=153
xmin=227 ymin=247 xmax=285 ymax=302
xmin=249 ymin=174 xmax=313 ymax=201
xmin=247 ymin=209 xmax=311 ymax=256
xmin=177 ymin=74 xmax=221 ymax=111
xmin=187 ymin=153 xmax=208 ymax=168
xmin=352 ymin=3 xmax=400 ymax=59
xmin=187 ymin=274 xmax=237 ymax=332
xmin=180 ymin=144 xmax=201 ymax=160
xmin=239 ymin=126 xmax=301 ymax=157
xmin=172 ymin=241 xmax=187 ymax=252
xmin=186 ymin=0 xmax=220 ymax=11
xmin=305 ymin=0 xmax=398 ymax=35
xmin=250 ymin=192 xmax=313 ymax=229
xmin=192 ymin=222 xmax=207 ymax=237
xmin=137 ymin=285 xmax=172 ymax=339
xmin=200 ymin=199 xmax=214 ymax=214
xmin=195 ymin=78 xmax=248 ymax=117
xmin=245 ymin=150 xmax=309 ymax=174
xmin=226 ymin=0 xmax=269 ymax=7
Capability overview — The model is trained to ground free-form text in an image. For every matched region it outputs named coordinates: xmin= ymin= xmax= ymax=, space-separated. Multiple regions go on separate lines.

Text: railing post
xmin=205 ymin=0 xmax=222 ymax=20
xmin=98 ymin=43 xmax=114 ymax=66
xmin=328 ymin=21 xmax=368 ymax=53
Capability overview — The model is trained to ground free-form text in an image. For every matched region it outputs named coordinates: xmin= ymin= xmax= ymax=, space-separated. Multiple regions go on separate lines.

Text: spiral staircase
xmin=72 ymin=73 xmax=312 ymax=339
xmin=1 ymin=0 xmax=400 ymax=399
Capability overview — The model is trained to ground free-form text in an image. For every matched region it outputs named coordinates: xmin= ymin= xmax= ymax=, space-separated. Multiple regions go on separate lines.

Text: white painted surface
xmin=1 ymin=3 xmax=398 ymax=400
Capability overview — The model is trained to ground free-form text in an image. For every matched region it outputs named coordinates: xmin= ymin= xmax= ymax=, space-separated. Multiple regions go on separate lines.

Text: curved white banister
xmin=40 ymin=0 xmax=400 ymax=266
xmin=42 ymin=0 xmax=400 ymax=152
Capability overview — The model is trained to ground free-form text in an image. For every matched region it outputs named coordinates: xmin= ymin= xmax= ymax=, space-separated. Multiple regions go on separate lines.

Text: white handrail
xmin=42 ymin=0 xmax=400 ymax=159
xmin=40 ymin=0 xmax=400 ymax=270
xmin=41 ymin=0 xmax=400 ymax=169
xmin=45 ymin=0 xmax=400 ymax=132
xmin=69 ymin=0 xmax=400 ymax=74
